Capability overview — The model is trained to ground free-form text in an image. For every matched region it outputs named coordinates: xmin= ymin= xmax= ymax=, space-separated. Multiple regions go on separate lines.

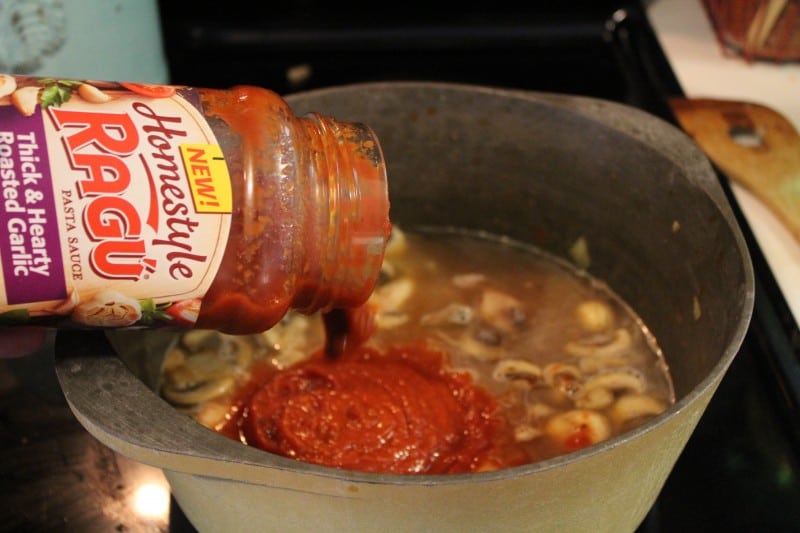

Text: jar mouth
xmin=302 ymin=113 xmax=391 ymax=312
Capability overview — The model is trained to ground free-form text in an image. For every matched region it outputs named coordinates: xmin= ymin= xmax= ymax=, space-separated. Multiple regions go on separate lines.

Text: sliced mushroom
xmin=492 ymin=359 xmax=543 ymax=384
xmin=420 ymin=302 xmax=474 ymax=327
xmin=262 ymin=313 xmax=306 ymax=351
xmin=221 ymin=334 xmax=256 ymax=368
xmin=514 ymin=424 xmax=544 ymax=442
xmin=569 ymin=236 xmax=591 ymax=270
xmin=162 ymin=375 xmax=235 ymax=406
xmin=181 ymin=329 xmax=220 ymax=352
xmin=583 ymin=368 xmax=646 ymax=395
xmin=376 ymin=311 xmax=410 ymax=329
xmin=574 ymin=386 xmax=614 ymax=409
xmin=575 ymin=299 xmax=615 ymax=332
xmin=610 ymin=393 xmax=666 ymax=426
xmin=474 ymin=325 xmax=502 ymax=346
xmin=376 ymin=278 xmax=414 ymax=308
xmin=174 ymin=352 xmax=231 ymax=383
xmin=479 ymin=289 xmax=526 ymax=333
xmin=543 ymin=363 xmax=583 ymax=396
xmin=261 ymin=313 xmax=318 ymax=369
xmin=544 ymin=409 xmax=612 ymax=450
xmin=451 ymin=273 xmax=486 ymax=289
xmin=194 ymin=400 xmax=232 ymax=430
xmin=577 ymin=355 xmax=629 ymax=374
xmin=528 ymin=402 xmax=556 ymax=420
xmin=162 ymin=347 xmax=187 ymax=372
xmin=384 ymin=226 xmax=408 ymax=258
xmin=564 ymin=328 xmax=632 ymax=359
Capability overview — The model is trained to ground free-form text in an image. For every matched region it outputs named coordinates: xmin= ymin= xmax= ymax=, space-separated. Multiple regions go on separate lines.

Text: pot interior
xmin=285 ymin=82 xmax=753 ymax=399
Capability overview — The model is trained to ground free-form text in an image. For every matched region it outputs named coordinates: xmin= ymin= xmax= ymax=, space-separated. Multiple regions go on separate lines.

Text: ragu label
xmin=0 ymin=76 xmax=231 ymax=327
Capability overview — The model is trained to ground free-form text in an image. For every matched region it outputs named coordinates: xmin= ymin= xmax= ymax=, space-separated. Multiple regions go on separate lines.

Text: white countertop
xmin=647 ymin=0 xmax=800 ymax=328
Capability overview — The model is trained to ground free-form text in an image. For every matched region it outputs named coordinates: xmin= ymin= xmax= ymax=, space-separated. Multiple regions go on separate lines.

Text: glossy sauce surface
xmin=218 ymin=342 xmax=526 ymax=474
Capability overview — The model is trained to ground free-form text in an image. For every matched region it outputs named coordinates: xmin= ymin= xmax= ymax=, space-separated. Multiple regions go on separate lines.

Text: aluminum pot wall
xmin=55 ymin=82 xmax=754 ymax=533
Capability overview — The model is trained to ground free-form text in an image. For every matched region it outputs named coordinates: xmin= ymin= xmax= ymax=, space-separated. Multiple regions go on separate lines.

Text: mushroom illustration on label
xmin=72 ymin=290 xmax=142 ymax=327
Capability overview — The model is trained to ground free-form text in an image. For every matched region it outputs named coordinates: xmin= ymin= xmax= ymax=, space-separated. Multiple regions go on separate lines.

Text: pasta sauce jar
xmin=0 ymin=75 xmax=390 ymax=334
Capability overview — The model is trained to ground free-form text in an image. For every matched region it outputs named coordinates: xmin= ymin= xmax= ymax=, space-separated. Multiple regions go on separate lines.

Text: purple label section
xmin=0 ymin=105 xmax=66 ymax=304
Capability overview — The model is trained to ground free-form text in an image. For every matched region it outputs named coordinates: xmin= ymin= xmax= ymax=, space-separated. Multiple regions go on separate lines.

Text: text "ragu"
xmin=48 ymin=107 xmax=157 ymax=280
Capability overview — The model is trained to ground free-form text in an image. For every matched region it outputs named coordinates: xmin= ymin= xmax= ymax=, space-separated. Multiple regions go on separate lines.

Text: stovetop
xmin=1 ymin=1 xmax=799 ymax=531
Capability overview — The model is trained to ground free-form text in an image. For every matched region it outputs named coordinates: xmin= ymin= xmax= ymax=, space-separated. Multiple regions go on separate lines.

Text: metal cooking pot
xmin=55 ymin=82 xmax=754 ymax=533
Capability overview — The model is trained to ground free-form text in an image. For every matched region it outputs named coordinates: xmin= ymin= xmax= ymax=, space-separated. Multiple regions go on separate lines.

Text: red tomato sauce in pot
xmin=218 ymin=342 xmax=529 ymax=474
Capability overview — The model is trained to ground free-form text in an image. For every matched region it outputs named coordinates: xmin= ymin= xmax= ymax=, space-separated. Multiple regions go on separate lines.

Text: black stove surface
xmin=2 ymin=1 xmax=799 ymax=531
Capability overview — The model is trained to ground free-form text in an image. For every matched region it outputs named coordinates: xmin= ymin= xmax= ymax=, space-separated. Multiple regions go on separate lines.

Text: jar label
xmin=0 ymin=76 xmax=231 ymax=327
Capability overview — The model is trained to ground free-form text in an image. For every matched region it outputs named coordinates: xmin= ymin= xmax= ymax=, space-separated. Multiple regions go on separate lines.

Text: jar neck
xmin=298 ymin=113 xmax=391 ymax=312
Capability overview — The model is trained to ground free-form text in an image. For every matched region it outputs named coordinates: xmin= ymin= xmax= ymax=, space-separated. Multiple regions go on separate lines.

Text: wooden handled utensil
xmin=669 ymin=97 xmax=800 ymax=245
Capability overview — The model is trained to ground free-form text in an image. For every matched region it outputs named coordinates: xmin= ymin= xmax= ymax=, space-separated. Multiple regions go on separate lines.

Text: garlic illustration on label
xmin=72 ymin=290 xmax=142 ymax=327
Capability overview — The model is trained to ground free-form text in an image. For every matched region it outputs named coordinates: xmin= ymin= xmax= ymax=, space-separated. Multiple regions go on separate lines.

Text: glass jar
xmin=0 ymin=75 xmax=390 ymax=334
